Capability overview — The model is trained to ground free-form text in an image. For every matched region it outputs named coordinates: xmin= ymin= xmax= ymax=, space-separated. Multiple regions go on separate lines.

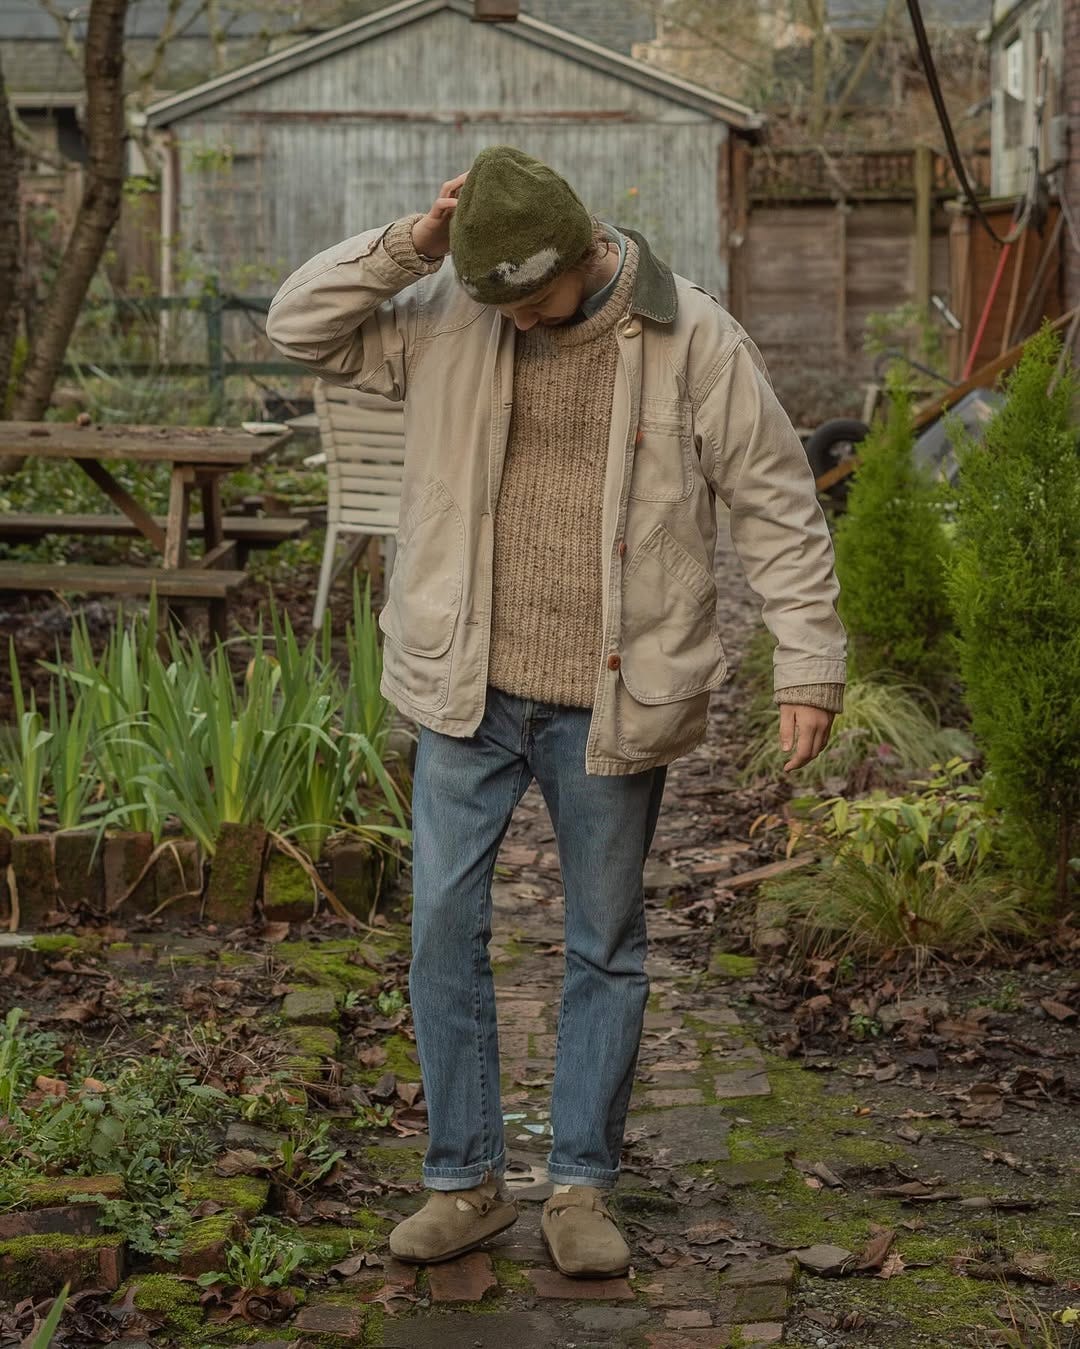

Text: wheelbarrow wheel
xmin=804 ymin=417 xmax=869 ymax=508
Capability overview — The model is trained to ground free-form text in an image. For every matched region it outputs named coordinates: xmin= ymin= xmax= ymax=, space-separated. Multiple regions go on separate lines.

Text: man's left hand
xmin=779 ymin=703 xmax=835 ymax=772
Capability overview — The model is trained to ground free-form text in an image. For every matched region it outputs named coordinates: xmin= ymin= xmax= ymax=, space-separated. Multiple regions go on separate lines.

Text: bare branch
xmin=10 ymin=108 xmax=76 ymax=173
xmin=131 ymin=0 xmax=205 ymax=101
xmin=36 ymin=0 xmax=85 ymax=68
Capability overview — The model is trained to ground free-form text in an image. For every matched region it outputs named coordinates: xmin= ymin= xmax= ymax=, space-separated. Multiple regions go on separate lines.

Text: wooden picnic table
xmin=0 ymin=420 xmax=292 ymax=639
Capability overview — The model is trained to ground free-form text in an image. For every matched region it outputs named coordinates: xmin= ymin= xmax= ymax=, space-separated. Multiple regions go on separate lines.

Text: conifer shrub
xmin=833 ymin=382 xmax=954 ymax=694
xmin=946 ymin=327 xmax=1080 ymax=907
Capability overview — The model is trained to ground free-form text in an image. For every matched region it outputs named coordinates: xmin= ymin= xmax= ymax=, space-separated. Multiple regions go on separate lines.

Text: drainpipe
xmin=154 ymin=127 xmax=177 ymax=357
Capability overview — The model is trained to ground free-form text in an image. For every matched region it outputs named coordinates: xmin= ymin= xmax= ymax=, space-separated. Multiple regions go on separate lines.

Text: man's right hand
xmin=411 ymin=173 xmax=468 ymax=259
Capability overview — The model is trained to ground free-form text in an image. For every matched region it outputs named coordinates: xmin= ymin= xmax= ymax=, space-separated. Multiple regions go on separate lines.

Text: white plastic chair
xmin=312 ymin=381 xmax=406 ymax=629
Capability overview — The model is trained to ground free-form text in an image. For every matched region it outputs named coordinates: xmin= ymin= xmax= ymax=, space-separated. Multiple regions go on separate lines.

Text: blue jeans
xmin=409 ymin=687 xmax=666 ymax=1192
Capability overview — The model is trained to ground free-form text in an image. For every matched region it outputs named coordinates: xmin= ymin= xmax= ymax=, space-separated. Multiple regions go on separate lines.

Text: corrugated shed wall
xmin=170 ymin=8 xmax=729 ymax=302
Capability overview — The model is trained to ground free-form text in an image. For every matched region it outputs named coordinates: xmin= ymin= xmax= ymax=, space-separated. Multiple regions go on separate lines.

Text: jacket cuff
xmin=774 ymin=683 xmax=845 ymax=714
xmin=383 ymin=213 xmax=444 ymax=277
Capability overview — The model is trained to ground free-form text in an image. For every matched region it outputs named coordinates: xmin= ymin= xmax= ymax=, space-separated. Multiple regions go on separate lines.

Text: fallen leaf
xmin=53 ymin=999 xmax=99 ymax=1024
xmin=1039 ymin=998 xmax=1076 ymax=1022
xmin=855 ymin=1226 xmax=895 ymax=1273
xmin=876 ymin=1249 xmax=906 ymax=1279
xmin=329 ymin=1251 xmax=382 ymax=1277
xmin=685 ymin=1219 xmax=739 ymax=1245
xmin=260 ymin=922 xmax=292 ymax=943
xmin=868 ymin=1183 xmax=960 ymax=1202
xmin=190 ymin=1199 xmax=227 ymax=1218
xmin=981 ymin=1150 xmax=1032 ymax=1174
xmin=34 ymin=1075 xmax=67 ymax=1097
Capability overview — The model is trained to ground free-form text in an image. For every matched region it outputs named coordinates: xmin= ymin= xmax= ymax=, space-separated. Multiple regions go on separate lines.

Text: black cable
xmin=904 ymin=0 xmax=1024 ymax=247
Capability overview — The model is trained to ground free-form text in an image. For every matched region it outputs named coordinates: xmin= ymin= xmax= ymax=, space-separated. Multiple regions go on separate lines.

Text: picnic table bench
xmin=0 ymin=420 xmax=293 ymax=639
xmin=0 ymin=513 xmax=307 ymax=565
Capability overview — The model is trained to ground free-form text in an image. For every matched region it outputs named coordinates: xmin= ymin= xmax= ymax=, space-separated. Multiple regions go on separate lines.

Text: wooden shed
xmin=144 ymin=0 xmax=762 ymax=313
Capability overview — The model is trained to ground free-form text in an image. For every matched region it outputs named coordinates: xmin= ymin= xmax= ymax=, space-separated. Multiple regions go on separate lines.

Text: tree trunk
xmin=0 ymin=62 xmax=21 ymax=415
xmin=1 ymin=0 xmax=128 ymax=473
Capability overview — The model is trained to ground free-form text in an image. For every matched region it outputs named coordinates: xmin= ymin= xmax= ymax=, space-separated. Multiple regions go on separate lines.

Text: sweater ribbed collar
xmin=519 ymin=240 xmax=640 ymax=352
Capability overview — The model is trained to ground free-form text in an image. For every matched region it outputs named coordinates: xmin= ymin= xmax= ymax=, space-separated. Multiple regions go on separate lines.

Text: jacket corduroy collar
xmin=618 ymin=226 xmax=678 ymax=325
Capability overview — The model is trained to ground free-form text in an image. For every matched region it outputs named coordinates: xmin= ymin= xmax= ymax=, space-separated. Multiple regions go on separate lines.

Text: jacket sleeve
xmin=265 ymin=214 xmax=442 ymax=401
xmin=693 ymin=336 xmax=847 ymax=702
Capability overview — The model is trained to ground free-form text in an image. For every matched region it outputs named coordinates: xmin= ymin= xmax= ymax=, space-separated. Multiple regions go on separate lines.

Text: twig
xmin=104 ymin=838 xmax=193 ymax=915
xmin=35 ymin=0 xmax=84 ymax=67
xmin=144 ymin=887 xmax=203 ymax=920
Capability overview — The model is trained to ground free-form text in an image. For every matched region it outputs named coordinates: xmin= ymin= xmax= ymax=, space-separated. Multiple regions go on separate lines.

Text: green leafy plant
xmin=46 ymin=660 xmax=99 ymax=829
xmin=278 ymin=586 xmax=409 ymax=862
xmin=0 ymin=640 xmax=50 ymax=834
xmin=0 ymin=1009 xmax=63 ymax=1118
xmin=946 ymin=325 xmax=1080 ymax=908
xmin=6 ymin=1055 xmax=233 ymax=1260
xmin=377 ymin=989 xmax=405 ymax=1017
xmin=352 ymin=1103 xmax=395 ymax=1130
xmin=848 ymin=1012 xmax=882 ymax=1041
xmin=800 ymin=758 xmax=995 ymax=881
xmin=127 ymin=628 xmax=331 ymax=855
xmin=196 ymin=1223 xmax=333 ymax=1291
xmin=834 ymin=381 xmax=955 ymax=692
xmin=342 ymin=575 xmax=394 ymax=753
xmin=276 ymin=1121 xmax=345 ymax=1191
xmin=768 ymin=762 xmax=1039 ymax=961
xmin=61 ymin=603 xmax=163 ymax=838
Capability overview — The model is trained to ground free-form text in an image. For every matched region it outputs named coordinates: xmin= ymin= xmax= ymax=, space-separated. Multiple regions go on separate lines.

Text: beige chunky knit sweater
xmin=487 ymin=244 xmax=640 ymax=707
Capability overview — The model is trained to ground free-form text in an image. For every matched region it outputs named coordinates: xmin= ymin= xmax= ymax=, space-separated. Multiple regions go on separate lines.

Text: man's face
xmin=495 ymin=270 xmax=589 ymax=331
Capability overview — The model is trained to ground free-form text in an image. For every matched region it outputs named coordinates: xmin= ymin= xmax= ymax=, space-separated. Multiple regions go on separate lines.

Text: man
xmin=266 ymin=145 xmax=846 ymax=1277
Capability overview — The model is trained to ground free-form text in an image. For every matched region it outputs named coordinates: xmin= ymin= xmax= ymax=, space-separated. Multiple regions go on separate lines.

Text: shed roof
xmin=144 ymin=0 xmax=764 ymax=132
xmin=826 ymin=0 xmax=988 ymax=26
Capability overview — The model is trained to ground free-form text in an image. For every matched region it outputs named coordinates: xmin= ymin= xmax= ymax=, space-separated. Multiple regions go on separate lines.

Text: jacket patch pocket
xmin=628 ymin=396 xmax=694 ymax=504
xmin=620 ymin=525 xmax=727 ymax=704
xmin=614 ymin=525 xmax=727 ymax=759
xmin=378 ymin=479 xmax=463 ymax=711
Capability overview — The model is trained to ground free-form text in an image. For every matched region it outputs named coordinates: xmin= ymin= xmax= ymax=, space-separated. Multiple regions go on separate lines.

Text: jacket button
xmin=621 ymin=317 xmax=642 ymax=338
xmin=607 ymin=653 xmax=621 ymax=671
xmin=617 ymin=540 xmax=627 ymax=557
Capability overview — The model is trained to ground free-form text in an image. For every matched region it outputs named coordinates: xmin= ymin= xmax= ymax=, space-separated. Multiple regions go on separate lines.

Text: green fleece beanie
xmin=450 ymin=145 xmax=594 ymax=304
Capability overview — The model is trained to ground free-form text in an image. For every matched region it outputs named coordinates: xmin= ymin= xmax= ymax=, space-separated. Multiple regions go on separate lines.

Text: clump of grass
xmin=765 ymin=853 xmax=1036 ymax=962
xmin=741 ymin=674 xmax=972 ymax=789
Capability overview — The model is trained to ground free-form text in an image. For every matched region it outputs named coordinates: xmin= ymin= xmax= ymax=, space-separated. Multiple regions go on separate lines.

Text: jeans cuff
xmin=547 ymin=1163 xmax=618 ymax=1190
xmin=423 ymin=1151 xmax=506 ymax=1192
